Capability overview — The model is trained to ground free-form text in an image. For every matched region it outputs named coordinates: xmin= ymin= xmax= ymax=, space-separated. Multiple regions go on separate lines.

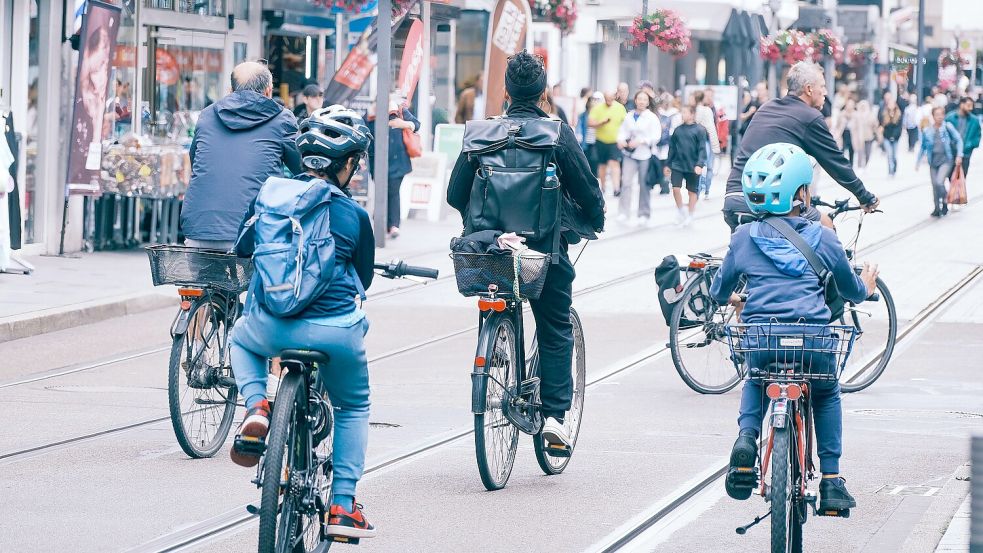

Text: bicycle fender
xmin=170 ymin=300 xmax=199 ymax=338
xmin=771 ymin=398 xmax=789 ymax=428
xmin=471 ymin=311 xmax=504 ymax=414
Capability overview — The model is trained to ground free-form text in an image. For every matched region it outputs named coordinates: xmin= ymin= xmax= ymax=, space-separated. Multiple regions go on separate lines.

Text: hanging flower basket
xmin=811 ymin=29 xmax=844 ymax=63
xmin=939 ymin=49 xmax=962 ymax=69
xmin=627 ymin=9 xmax=692 ymax=57
xmin=759 ymin=30 xmax=812 ymax=64
xmin=529 ymin=0 xmax=578 ymax=35
xmin=846 ymin=42 xmax=877 ymax=68
xmin=308 ymin=0 xmax=416 ymax=17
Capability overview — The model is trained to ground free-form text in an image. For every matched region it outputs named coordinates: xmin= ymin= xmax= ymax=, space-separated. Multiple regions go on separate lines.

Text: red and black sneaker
xmin=326 ymin=501 xmax=377 ymax=540
xmin=230 ymin=399 xmax=271 ymax=467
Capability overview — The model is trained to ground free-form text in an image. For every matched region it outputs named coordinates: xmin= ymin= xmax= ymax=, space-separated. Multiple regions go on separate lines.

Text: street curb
xmin=900 ymin=463 xmax=972 ymax=553
xmin=0 ymin=291 xmax=175 ymax=344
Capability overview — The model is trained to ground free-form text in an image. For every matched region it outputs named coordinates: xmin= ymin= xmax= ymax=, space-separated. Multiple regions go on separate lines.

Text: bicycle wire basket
xmin=146 ymin=245 xmax=254 ymax=293
xmin=725 ymin=323 xmax=857 ymax=382
xmin=450 ymin=251 xmax=550 ymax=299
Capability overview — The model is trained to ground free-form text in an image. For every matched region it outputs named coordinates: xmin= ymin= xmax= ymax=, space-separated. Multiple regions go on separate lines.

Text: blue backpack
xmin=235 ymin=176 xmax=362 ymax=318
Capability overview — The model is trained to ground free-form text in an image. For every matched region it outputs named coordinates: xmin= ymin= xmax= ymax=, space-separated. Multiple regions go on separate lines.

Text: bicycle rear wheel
xmin=668 ymin=273 xmax=743 ymax=394
xmin=839 ymin=277 xmax=897 ymax=393
xmin=258 ymin=372 xmax=325 ymax=553
xmin=167 ymin=300 xmax=238 ymax=458
xmin=770 ymin=426 xmax=796 ymax=553
xmin=473 ymin=313 xmax=519 ymax=491
xmin=534 ymin=308 xmax=586 ymax=475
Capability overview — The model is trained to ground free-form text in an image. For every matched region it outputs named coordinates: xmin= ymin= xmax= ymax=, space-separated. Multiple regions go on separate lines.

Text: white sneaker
xmin=674 ymin=210 xmax=686 ymax=225
xmin=541 ymin=416 xmax=572 ymax=450
xmin=636 ymin=216 xmax=648 ymax=227
xmin=615 ymin=213 xmax=629 ymax=223
xmin=683 ymin=214 xmax=693 ymax=227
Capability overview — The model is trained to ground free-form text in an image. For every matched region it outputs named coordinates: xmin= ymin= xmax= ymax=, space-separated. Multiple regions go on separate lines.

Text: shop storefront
xmin=1 ymin=0 xmax=263 ymax=254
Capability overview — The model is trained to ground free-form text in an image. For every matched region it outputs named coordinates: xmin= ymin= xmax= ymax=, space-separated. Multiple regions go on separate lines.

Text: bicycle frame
xmin=758 ymin=382 xmax=814 ymax=501
xmin=470 ymin=293 xmax=542 ymax=435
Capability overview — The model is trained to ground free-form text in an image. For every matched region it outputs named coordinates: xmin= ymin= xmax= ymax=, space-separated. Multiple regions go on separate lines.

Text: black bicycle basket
xmin=725 ymin=323 xmax=857 ymax=382
xmin=451 ymin=251 xmax=550 ymax=299
xmin=146 ymin=245 xmax=253 ymax=293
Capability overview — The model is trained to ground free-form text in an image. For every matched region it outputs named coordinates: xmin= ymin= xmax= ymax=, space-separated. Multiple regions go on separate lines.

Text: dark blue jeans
xmin=738 ymin=378 xmax=842 ymax=474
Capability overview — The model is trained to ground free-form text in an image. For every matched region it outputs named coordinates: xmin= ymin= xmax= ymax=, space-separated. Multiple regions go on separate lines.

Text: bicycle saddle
xmin=278 ymin=349 xmax=331 ymax=366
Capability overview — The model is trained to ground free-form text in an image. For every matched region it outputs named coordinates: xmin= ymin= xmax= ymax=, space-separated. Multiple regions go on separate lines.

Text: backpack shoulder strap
xmin=760 ymin=218 xmax=830 ymax=279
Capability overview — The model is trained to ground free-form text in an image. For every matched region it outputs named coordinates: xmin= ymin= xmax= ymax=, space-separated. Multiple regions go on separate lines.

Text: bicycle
xmin=452 ymin=250 xmax=587 ymax=491
xmin=725 ymin=323 xmax=857 ymax=553
xmin=240 ymin=260 xmax=438 ymax=553
xmin=147 ymin=245 xmax=253 ymax=458
xmin=667 ymin=198 xmax=896 ymax=394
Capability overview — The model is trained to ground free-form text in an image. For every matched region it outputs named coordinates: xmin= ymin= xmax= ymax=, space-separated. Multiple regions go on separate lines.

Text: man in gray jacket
xmin=181 ymin=61 xmax=303 ymax=249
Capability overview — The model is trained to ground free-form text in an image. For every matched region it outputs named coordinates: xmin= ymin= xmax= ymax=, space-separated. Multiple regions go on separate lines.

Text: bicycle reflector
xmin=478 ymin=298 xmax=507 ymax=312
xmin=178 ymin=287 xmax=204 ymax=297
xmin=688 ymin=260 xmax=707 ymax=270
xmin=766 ymin=383 xmax=803 ymax=400
xmin=785 ymin=384 xmax=802 ymax=400
xmin=766 ymin=383 xmax=782 ymax=399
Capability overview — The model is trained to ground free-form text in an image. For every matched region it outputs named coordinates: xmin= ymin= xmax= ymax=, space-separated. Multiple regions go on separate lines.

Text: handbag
xmin=948 ymin=164 xmax=968 ymax=205
xmin=761 ymin=218 xmax=846 ymax=322
xmin=402 ymin=125 xmax=422 ymax=158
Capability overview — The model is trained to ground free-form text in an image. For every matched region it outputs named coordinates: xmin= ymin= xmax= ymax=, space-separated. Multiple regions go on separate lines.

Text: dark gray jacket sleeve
xmin=555 ymin=124 xmax=605 ymax=230
xmin=710 ymin=232 xmax=742 ymax=304
xmin=805 ymin=116 xmax=875 ymax=205
xmin=446 ymin=152 xmax=477 ymax=218
xmin=280 ymin=113 xmax=303 ymax=175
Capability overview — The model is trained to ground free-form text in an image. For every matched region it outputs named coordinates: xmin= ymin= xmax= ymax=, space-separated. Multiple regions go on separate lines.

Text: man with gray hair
xmin=722 ymin=61 xmax=879 ymax=233
xmin=181 ymin=60 xmax=303 ymax=249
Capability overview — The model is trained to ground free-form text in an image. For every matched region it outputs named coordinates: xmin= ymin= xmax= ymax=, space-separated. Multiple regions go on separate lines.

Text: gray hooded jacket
xmin=182 ymin=90 xmax=303 ymax=241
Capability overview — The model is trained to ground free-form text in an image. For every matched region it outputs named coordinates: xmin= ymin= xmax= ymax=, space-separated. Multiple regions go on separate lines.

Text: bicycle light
xmin=689 ymin=260 xmax=707 ymax=270
xmin=478 ymin=298 xmax=507 ymax=312
xmin=766 ymin=383 xmax=783 ymax=399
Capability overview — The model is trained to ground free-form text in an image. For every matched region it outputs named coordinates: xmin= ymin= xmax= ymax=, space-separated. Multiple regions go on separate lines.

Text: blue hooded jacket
xmin=182 ymin=90 xmax=303 ymax=242
xmin=710 ymin=216 xmax=868 ymax=323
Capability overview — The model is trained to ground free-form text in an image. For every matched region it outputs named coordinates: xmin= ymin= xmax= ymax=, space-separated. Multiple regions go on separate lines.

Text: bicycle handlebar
xmin=811 ymin=196 xmax=882 ymax=218
xmin=374 ymin=260 xmax=439 ymax=280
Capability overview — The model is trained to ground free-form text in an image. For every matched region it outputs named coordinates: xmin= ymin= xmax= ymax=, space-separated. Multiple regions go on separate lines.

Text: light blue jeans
xmin=230 ymin=306 xmax=371 ymax=498
xmin=700 ymin=141 xmax=715 ymax=195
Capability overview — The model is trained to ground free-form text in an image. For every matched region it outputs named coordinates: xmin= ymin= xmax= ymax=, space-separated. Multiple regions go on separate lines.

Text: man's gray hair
xmin=231 ymin=62 xmax=273 ymax=93
xmin=786 ymin=62 xmax=823 ymax=96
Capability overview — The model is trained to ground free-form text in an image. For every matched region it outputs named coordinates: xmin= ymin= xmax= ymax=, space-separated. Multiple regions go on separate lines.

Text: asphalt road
xmin=1 ymin=170 xmax=980 ymax=553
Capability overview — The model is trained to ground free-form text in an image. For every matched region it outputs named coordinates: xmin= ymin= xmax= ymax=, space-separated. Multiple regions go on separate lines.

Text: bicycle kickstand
xmin=735 ymin=510 xmax=771 ymax=535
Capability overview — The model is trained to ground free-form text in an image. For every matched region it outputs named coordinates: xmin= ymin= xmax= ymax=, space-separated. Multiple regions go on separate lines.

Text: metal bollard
xmin=972 ymin=435 xmax=983 ymax=553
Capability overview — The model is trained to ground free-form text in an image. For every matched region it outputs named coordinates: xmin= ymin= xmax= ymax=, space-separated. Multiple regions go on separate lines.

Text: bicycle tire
xmin=669 ymin=273 xmax=743 ymax=394
xmin=167 ymin=300 xmax=238 ymax=458
xmin=534 ymin=308 xmax=586 ymax=475
xmin=840 ymin=277 xmax=897 ymax=393
xmin=258 ymin=371 xmax=319 ymax=553
xmin=770 ymin=426 xmax=795 ymax=553
xmin=473 ymin=313 xmax=519 ymax=491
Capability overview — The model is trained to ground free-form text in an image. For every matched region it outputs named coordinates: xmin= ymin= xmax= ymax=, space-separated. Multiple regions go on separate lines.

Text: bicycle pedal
xmin=727 ymin=466 xmax=759 ymax=487
xmin=819 ymin=508 xmax=850 ymax=518
xmin=544 ymin=443 xmax=572 ymax=458
xmin=329 ymin=536 xmax=360 ymax=545
xmin=234 ymin=435 xmax=267 ymax=456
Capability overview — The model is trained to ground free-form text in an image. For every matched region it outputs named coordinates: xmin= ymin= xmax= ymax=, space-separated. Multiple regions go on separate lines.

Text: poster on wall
xmin=483 ymin=0 xmax=533 ymax=118
xmin=683 ymin=85 xmax=740 ymax=121
xmin=65 ymin=1 xmax=122 ymax=195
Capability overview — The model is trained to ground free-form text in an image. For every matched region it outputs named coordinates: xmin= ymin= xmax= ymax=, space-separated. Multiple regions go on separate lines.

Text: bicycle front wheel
xmin=473 ymin=313 xmax=519 ymax=491
xmin=167 ymin=300 xmax=238 ymax=458
xmin=258 ymin=372 xmax=324 ymax=553
xmin=770 ymin=426 xmax=797 ymax=553
xmin=839 ymin=277 xmax=897 ymax=393
xmin=534 ymin=308 xmax=586 ymax=475
xmin=668 ymin=273 xmax=743 ymax=394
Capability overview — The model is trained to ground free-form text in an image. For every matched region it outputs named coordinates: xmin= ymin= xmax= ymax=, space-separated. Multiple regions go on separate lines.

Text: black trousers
xmin=527 ymin=244 xmax=575 ymax=418
xmin=906 ymin=127 xmax=919 ymax=152
xmin=387 ymin=175 xmax=404 ymax=230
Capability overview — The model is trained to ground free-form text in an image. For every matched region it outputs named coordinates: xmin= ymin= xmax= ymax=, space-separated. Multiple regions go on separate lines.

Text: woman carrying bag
xmin=916 ymin=106 xmax=963 ymax=217
xmin=368 ymin=93 xmax=421 ymax=239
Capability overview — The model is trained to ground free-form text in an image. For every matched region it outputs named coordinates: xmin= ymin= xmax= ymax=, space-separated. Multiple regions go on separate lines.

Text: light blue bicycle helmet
xmin=741 ymin=143 xmax=813 ymax=215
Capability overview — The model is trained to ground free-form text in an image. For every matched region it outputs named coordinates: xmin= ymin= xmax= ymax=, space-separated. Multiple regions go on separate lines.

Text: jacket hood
xmin=214 ymin=90 xmax=284 ymax=130
xmin=749 ymin=217 xmax=824 ymax=277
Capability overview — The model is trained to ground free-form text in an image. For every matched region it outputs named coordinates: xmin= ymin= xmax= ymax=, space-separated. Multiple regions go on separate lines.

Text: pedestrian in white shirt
xmin=693 ymin=90 xmax=720 ymax=199
xmin=617 ymin=90 xmax=662 ymax=225
xmin=902 ymin=92 xmax=921 ymax=152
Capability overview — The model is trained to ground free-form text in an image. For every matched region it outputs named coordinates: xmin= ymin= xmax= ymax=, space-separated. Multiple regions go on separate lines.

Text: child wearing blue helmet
xmin=709 ymin=143 xmax=879 ymax=512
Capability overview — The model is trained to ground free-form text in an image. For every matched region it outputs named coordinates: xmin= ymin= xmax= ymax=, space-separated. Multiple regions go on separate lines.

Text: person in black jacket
xmin=665 ymin=105 xmax=707 ymax=226
xmin=722 ymin=62 xmax=879 ymax=233
xmin=446 ymin=51 xmax=605 ymax=449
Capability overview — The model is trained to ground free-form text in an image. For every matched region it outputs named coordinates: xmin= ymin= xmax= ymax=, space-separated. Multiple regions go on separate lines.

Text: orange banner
xmin=484 ymin=0 xmax=531 ymax=117
xmin=397 ymin=19 xmax=425 ymax=103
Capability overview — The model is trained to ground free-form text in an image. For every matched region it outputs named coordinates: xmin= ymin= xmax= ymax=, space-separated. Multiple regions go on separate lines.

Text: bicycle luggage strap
xmin=760 ymin=217 xmax=831 ymax=280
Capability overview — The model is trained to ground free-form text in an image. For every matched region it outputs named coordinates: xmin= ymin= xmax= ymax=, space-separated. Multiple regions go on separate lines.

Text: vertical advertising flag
xmin=397 ymin=19 xmax=425 ymax=103
xmin=66 ymin=1 xmax=122 ymax=195
xmin=484 ymin=0 xmax=532 ymax=117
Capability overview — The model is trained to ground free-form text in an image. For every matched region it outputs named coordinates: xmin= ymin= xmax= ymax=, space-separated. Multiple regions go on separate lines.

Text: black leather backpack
xmin=461 ymin=117 xmax=562 ymax=260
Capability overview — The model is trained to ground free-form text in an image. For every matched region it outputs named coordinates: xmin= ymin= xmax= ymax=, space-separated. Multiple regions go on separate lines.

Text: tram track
xmin=586 ymin=264 xmax=983 ymax=552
